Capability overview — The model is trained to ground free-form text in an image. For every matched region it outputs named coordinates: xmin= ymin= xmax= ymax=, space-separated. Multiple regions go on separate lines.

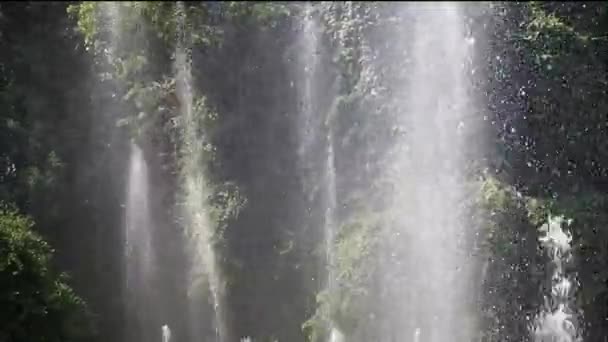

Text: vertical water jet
xmin=383 ymin=2 xmax=478 ymax=340
xmin=297 ymin=4 xmax=321 ymax=160
xmin=100 ymin=3 xmax=165 ymax=341
xmin=296 ymin=4 xmax=340 ymax=338
xmin=125 ymin=141 xmax=157 ymax=342
xmin=174 ymin=3 xmax=225 ymax=341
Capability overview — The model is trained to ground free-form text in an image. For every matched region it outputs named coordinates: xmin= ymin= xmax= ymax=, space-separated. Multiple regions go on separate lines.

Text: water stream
xmin=297 ymin=4 xmax=321 ymax=160
xmin=386 ymin=3 xmax=477 ymax=340
xmin=175 ymin=3 xmax=225 ymax=341
xmin=102 ymin=3 xmax=163 ymax=341
xmin=296 ymin=5 xmax=341 ymax=339
xmin=534 ymin=216 xmax=580 ymax=342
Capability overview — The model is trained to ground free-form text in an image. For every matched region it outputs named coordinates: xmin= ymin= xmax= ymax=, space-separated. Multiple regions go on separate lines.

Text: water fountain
xmin=384 ymin=2 xmax=478 ymax=340
xmin=297 ymin=4 xmax=321 ymax=160
xmin=94 ymin=3 xmax=588 ymax=342
xmin=125 ymin=141 xmax=157 ymax=342
xmin=324 ymin=137 xmax=339 ymax=340
xmin=175 ymin=2 xmax=225 ymax=341
xmin=296 ymin=4 xmax=341 ymax=339
xmin=100 ymin=3 xmax=162 ymax=341
xmin=100 ymin=3 xmax=188 ymax=341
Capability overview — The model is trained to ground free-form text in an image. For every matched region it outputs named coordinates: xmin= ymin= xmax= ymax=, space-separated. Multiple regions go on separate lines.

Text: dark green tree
xmin=0 ymin=205 xmax=94 ymax=342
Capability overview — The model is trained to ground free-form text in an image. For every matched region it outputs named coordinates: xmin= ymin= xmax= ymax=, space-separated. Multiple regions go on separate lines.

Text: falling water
xmin=175 ymin=3 xmax=225 ymax=341
xmin=534 ymin=216 xmax=580 ymax=342
xmin=100 ymin=3 xmax=163 ymax=341
xmin=125 ymin=142 xmax=156 ymax=342
xmin=325 ymin=135 xmax=338 ymax=331
xmin=297 ymin=4 xmax=321 ymax=159
xmin=386 ymin=2 xmax=476 ymax=341
xmin=296 ymin=5 xmax=340 ymax=338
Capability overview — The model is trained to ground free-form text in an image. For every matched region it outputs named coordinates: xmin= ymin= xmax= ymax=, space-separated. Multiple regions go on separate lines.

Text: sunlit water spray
xmin=296 ymin=5 xmax=340 ymax=338
xmin=325 ymin=136 xmax=338 ymax=336
xmin=175 ymin=2 xmax=225 ymax=341
xmin=297 ymin=4 xmax=321 ymax=159
xmin=101 ymin=3 xmax=162 ymax=341
xmin=385 ymin=2 xmax=477 ymax=340
xmin=533 ymin=216 xmax=580 ymax=342
xmin=125 ymin=142 xmax=156 ymax=341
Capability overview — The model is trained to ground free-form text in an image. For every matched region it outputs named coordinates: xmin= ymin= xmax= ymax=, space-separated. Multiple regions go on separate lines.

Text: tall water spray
xmin=296 ymin=5 xmax=340 ymax=338
xmin=385 ymin=3 xmax=477 ymax=340
xmin=175 ymin=3 xmax=225 ymax=341
xmin=534 ymin=216 xmax=580 ymax=342
xmin=297 ymin=2 xmax=334 ymax=292
xmin=100 ymin=3 xmax=162 ymax=341
xmin=297 ymin=4 xmax=321 ymax=160
xmin=125 ymin=141 xmax=157 ymax=342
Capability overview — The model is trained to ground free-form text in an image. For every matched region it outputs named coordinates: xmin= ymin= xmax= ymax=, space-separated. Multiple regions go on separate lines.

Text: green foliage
xmin=0 ymin=2 xmax=123 ymax=340
xmin=0 ymin=205 xmax=94 ymax=342
xmin=502 ymin=3 xmax=608 ymax=338
xmin=66 ymin=2 xmax=97 ymax=47
xmin=334 ymin=216 xmax=378 ymax=288
xmin=68 ymin=2 xmax=292 ymax=52
xmin=515 ymin=2 xmax=608 ymax=194
xmin=224 ymin=2 xmax=292 ymax=28
xmin=303 ymin=210 xmax=381 ymax=341
xmin=477 ymin=176 xmax=547 ymax=341
xmin=70 ymin=5 xmax=253 ymax=338
xmin=209 ymin=181 xmax=247 ymax=244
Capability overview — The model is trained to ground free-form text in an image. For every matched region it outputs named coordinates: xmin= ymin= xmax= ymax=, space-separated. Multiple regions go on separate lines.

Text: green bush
xmin=0 ymin=205 xmax=94 ymax=342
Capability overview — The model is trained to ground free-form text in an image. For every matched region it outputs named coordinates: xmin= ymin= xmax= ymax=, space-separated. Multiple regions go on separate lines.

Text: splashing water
xmin=329 ymin=327 xmax=344 ymax=342
xmin=175 ymin=2 xmax=225 ymax=341
xmin=162 ymin=325 xmax=172 ymax=342
xmin=534 ymin=216 xmax=581 ymax=342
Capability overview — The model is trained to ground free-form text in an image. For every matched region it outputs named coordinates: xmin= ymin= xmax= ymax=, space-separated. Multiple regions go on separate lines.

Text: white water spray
xmin=175 ymin=2 xmax=225 ymax=341
xmin=325 ymin=136 xmax=337 ymax=295
xmin=297 ymin=4 xmax=321 ymax=159
xmin=387 ymin=2 xmax=477 ymax=340
xmin=104 ymin=2 xmax=162 ymax=339
xmin=534 ymin=216 xmax=580 ymax=342
xmin=125 ymin=142 xmax=154 ymax=284
xmin=296 ymin=5 xmax=340 ymax=338
xmin=125 ymin=141 xmax=156 ymax=341
xmin=329 ymin=327 xmax=344 ymax=342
